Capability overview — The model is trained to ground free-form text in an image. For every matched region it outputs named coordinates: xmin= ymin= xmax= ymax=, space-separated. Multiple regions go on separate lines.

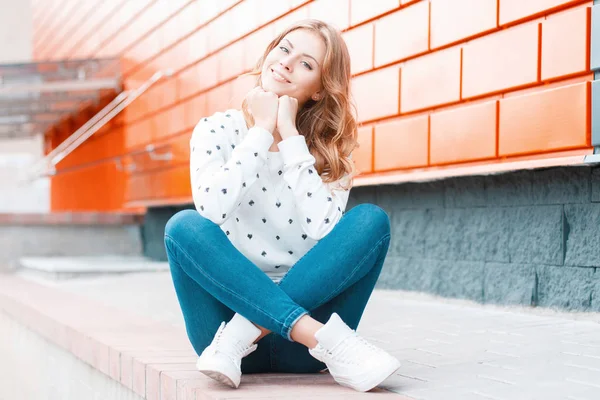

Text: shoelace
xmin=327 ymin=331 xmax=386 ymax=365
xmin=212 ymin=322 xmax=255 ymax=360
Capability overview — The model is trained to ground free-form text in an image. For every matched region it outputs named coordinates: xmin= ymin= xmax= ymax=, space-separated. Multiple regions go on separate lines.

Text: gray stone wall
xmin=351 ymin=166 xmax=600 ymax=312
xmin=142 ymin=166 xmax=600 ymax=312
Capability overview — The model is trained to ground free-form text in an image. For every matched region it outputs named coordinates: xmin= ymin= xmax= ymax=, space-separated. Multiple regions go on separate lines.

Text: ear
xmin=311 ymin=92 xmax=322 ymax=101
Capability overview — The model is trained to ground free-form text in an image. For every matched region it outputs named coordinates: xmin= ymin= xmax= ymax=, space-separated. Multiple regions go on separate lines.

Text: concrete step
xmin=0 ymin=273 xmax=406 ymax=399
xmin=0 ymin=212 xmax=145 ymax=271
xmin=15 ymin=255 xmax=169 ymax=281
xmin=3 ymin=265 xmax=600 ymax=399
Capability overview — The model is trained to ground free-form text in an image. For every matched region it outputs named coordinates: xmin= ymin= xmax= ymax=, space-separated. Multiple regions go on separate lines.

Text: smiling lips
xmin=271 ymin=68 xmax=290 ymax=83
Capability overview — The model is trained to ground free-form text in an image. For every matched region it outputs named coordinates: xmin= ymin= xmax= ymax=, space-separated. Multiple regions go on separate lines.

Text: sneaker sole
xmin=196 ymin=357 xmax=241 ymax=388
xmin=337 ymin=359 xmax=401 ymax=392
xmin=198 ymin=368 xmax=238 ymax=388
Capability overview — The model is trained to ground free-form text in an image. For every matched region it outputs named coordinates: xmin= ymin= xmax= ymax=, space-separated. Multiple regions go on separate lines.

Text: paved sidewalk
xmin=27 ymin=270 xmax=600 ymax=400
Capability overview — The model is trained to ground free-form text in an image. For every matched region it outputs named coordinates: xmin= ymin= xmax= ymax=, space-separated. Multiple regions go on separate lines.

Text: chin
xmin=260 ymin=73 xmax=291 ymax=96
xmin=261 ymin=81 xmax=284 ymax=96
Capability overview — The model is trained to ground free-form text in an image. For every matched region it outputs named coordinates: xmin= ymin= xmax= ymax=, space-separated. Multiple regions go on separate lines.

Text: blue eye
xmin=279 ymin=45 xmax=313 ymax=70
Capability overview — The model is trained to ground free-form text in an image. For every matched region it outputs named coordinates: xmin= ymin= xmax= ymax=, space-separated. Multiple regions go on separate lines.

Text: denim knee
xmin=165 ymin=209 xmax=199 ymax=240
xmin=348 ymin=203 xmax=390 ymax=238
xmin=164 ymin=209 xmax=219 ymax=261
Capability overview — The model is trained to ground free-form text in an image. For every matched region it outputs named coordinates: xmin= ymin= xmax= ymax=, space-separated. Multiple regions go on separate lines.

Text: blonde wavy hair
xmin=241 ymin=19 xmax=359 ymax=190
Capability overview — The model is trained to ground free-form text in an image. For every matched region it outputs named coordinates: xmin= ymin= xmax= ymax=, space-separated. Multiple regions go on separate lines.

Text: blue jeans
xmin=164 ymin=203 xmax=391 ymax=373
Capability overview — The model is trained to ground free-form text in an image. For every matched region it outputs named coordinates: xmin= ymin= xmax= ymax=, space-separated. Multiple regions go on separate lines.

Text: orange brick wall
xmin=31 ymin=0 xmax=594 ymax=211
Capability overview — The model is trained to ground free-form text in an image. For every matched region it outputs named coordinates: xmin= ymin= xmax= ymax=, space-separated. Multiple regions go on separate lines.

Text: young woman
xmin=164 ymin=19 xmax=400 ymax=392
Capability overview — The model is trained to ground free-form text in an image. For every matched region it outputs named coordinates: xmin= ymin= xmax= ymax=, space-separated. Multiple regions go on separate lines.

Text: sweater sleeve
xmin=190 ymin=111 xmax=274 ymax=225
xmin=277 ymin=134 xmax=352 ymax=240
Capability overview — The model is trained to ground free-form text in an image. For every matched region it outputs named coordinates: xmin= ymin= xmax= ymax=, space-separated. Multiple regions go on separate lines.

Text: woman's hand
xmin=276 ymin=95 xmax=299 ymax=140
xmin=246 ymin=86 xmax=279 ymax=133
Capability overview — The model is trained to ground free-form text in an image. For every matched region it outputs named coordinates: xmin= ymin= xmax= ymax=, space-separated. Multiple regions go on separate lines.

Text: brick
xmin=444 ymin=176 xmax=486 ymax=208
xmin=430 ymin=101 xmax=497 ymax=165
xmin=230 ymin=74 xmax=256 ymax=111
xmin=290 ymin=0 xmax=311 ymax=7
xmin=207 ymin=3 xmax=255 ymax=52
xmin=352 ymin=66 xmax=400 ymax=122
xmin=499 ymin=0 xmax=582 ymax=25
xmin=593 ymin=167 xmax=600 ymax=202
xmin=156 ymin=79 xmax=177 ymax=110
xmin=390 ymin=209 xmax=429 ymax=258
xmin=165 ymin=132 xmax=190 ymax=165
xmin=132 ymin=358 xmax=147 ymax=397
xmin=350 ymin=0 xmax=399 ymax=26
xmin=593 ymin=270 xmax=600 ymax=312
xmin=217 ymin=40 xmax=245 ymax=82
xmin=242 ymin=25 xmax=276 ymax=72
xmin=594 ymin=79 xmax=600 ymax=146
xmin=308 ymin=0 xmax=350 ymax=31
xmin=485 ymin=170 xmax=534 ymax=206
xmin=376 ymin=256 xmax=441 ymax=293
xmin=531 ymin=167 xmax=591 ymax=205
xmin=509 ymin=206 xmax=563 ymax=265
xmin=436 ymin=259 xmax=485 ymax=302
xmin=400 ymin=47 xmax=461 ymax=112
xmin=152 ymin=111 xmax=170 ymax=141
xmin=254 ymin=0 xmax=293 ymax=26
xmin=161 ymin=369 xmax=204 ymax=400
xmin=375 ymin=184 xmax=414 ymax=216
xmin=462 ymin=23 xmax=539 ymax=99
xmin=176 ymin=65 xmax=200 ymax=100
xmin=536 ymin=265 xmax=594 ymax=310
xmin=430 ymin=0 xmax=497 ymax=48
xmin=196 ymin=55 xmax=219 ymax=92
xmin=450 ymin=208 xmax=511 ymax=262
xmin=347 ymin=186 xmax=378 ymax=210
xmin=186 ymin=26 xmax=209 ymax=63
xmin=541 ymin=7 xmax=590 ymax=81
xmin=409 ymin=180 xmax=446 ymax=209
xmin=499 ymin=83 xmax=589 ymax=156
xmin=167 ymin=103 xmax=186 ymax=136
xmin=421 ymin=208 xmax=453 ymax=259
xmin=273 ymin=6 xmax=310 ymax=35
xmin=120 ymin=352 xmax=134 ymax=389
xmin=183 ymin=95 xmax=207 ymax=130
xmin=379 ymin=180 xmax=446 ymax=210
xmin=109 ymin=347 xmax=121 ymax=381
xmin=564 ymin=204 xmax=600 ymax=268
xmin=421 ymin=208 xmax=502 ymax=262
xmin=374 ymin=115 xmax=429 ymax=171
xmin=90 ymin=337 xmax=111 ymax=376
xmin=484 ymin=263 xmax=536 ymax=306
xmin=353 ymin=126 xmax=373 ymax=174
xmin=342 ymin=22 xmax=373 ymax=75
xmin=374 ymin=2 xmax=429 ymax=67
xmin=205 ymin=82 xmax=232 ymax=116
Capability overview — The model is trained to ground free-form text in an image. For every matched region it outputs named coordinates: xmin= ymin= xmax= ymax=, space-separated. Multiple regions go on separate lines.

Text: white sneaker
xmin=196 ymin=313 xmax=261 ymax=388
xmin=308 ymin=313 xmax=401 ymax=392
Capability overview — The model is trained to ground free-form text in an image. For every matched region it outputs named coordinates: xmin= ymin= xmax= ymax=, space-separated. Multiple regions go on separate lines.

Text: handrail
xmin=22 ymin=69 xmax=174 ymax=182
xmin=114 ymin=143 xmax=173 ymax=173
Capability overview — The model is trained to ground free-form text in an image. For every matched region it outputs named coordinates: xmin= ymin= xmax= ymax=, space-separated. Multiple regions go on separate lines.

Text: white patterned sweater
xmin=189 ymin=108 xmax=352 ymax=283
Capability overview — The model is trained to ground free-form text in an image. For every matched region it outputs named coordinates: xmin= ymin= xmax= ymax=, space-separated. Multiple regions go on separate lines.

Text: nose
xmin=279 ymin=56 xmax=293 ymax=72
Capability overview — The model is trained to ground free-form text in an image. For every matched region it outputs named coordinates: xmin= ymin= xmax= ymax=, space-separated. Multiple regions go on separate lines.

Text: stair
xmin=0 ymin=212 xmax=145 ymax=272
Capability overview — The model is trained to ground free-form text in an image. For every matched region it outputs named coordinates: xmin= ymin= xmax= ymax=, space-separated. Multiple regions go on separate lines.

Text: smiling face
xmin=260 ymin=28 xmax=327 ymax=107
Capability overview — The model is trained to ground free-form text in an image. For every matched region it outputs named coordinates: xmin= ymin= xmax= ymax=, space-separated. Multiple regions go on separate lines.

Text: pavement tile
xmin=3 ymin=271 xmax=600 ymax=399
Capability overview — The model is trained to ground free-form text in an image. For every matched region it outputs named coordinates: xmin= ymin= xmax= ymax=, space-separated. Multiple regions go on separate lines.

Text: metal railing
xmin=21 ymin=69 xmax=174 ymax=182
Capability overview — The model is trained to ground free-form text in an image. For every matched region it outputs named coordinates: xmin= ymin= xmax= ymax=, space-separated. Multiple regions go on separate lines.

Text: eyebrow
xmin=282 ymin=38 xmax=320 ymax=67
